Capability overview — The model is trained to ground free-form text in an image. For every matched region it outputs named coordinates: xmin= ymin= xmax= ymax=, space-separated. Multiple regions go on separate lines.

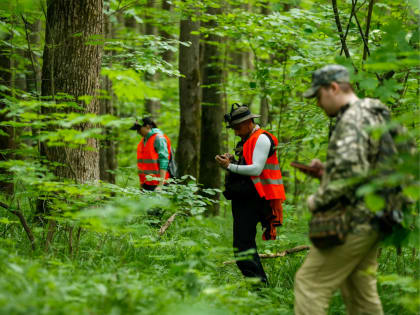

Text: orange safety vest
xmin=243 ymin=129 xmax=286 ymax=201
xmin=137 ymin=133 xmax=171 ymax=186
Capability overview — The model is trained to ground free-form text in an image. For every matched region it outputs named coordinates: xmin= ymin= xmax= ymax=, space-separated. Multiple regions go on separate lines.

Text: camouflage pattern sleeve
xmin=312 ymin=109 xmax=371 ymax=212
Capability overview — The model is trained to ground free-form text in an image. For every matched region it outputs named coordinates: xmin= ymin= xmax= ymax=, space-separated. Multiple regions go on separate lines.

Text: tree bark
xmin=351 ymin=1 xmax=370 ymax=58
xmin=177 ymin=5 xmax=201 ymax=178
xmin=160 ymin=0 xmax=174 ymax=63
xmin=259 ymin=96 xmax=269 ymax=126
xmin=124 ymin=14 xmax=138 ymax=31
xmin=0 ymin=28 xmax=14 ymax=195
xmin=0 ymin=202 xmax=35 ymax=251
xmin=99 ymin=77 xmax=117 ymax=184
xmin=259 ymin=2 xmax=270 ymax=126
xmin=332 ymin=0 xmax=351 ymax=58
xmin=144 ymin=0 xmax=160 ymax=119
xmin=199 ymin=5 xmax=223 ymax=215
xmin=229 ymin=2 xmax=253 ymax=77
xmin=41 ymin=0 xmax=103 ymax=183
xmin=22 ymin=18 xmax=42 ymax=95
xmin=99 ymin=10 xmax=117 ymax=184
xmin=363 ymin=0 xmax=375 ymax=61
xmin=339 ymin=0 xmax=357 ymax=56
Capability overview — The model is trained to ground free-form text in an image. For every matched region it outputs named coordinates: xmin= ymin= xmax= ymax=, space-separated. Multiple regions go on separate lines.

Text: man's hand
xmin=156 ymin=169 xmax=167 ymax=192
xmin=222 ymin=153 xmax=235 ymax=161
xmin=155 ymin=185 xmax=162 ymax=192
xmin=215 ymin=154 xmax=230 ymax=169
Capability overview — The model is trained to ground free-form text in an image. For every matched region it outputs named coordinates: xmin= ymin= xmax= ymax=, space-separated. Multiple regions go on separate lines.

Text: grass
xmin=0 ymin=195 xmax=418 ymax=314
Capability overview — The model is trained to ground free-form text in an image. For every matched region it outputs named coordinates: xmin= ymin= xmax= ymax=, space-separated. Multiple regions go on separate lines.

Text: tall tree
xmin=259 ymin=1 xmax=270 ymax=126
xmin=160 ymin=0 xmax=174 ymax=63
xmin=144 ymin=0 xmax=160 ymax=119
xmin=177 ymin=5 xmax=200 ymax=178
xmin=0 ymin=28 xmax=14 ymax=195
xmin=41 ymin=0 xmax=103 ymax=182
xmin=23 ymin=19 xmax=42 ymax=95
xmin=199 ymin=6 xmax=223 ymax=215
xmin=99 ymin=6 xmax=117 ymax=184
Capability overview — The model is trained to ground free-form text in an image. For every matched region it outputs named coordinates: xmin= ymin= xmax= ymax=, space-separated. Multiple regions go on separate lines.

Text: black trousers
xmin=141 ymin=183 xmax=157 ymax=191
xmin=231 ymin=195 xmax=270 ymax=284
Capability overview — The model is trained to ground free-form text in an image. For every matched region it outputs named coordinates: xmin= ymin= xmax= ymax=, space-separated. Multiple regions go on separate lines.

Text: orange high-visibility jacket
xmin=243 ymin=129 xmax=286 ymax=201
xmin=137 ymin=133 xmax=171 ymax=186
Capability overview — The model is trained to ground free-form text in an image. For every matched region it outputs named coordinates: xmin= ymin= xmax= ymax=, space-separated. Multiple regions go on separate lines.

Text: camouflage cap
xmin=303 ymin=64 xmax=350 ymax=98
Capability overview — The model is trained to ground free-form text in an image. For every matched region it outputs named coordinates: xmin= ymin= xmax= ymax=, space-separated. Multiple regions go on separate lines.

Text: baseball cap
xmin=129 ymin=117 xmax=157 ymax=130
xmin=303 ymin=64 xmax=350 ymax=98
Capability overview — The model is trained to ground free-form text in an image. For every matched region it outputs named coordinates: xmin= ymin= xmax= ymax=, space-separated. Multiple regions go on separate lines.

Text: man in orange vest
xmin=215 ymin=103 xmax=286 ymax=285
xmin=130 ymin=117 xmax=171 ymax=191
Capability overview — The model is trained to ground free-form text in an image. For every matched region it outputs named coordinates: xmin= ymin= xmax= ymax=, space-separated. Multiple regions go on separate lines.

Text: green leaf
xmin=359 ymin=77 xmax=378 ymax=91
xmin=365 ymin=193 xmax=385 ymax=212
xmin=403 ymin=185 xmax=420 ymax=201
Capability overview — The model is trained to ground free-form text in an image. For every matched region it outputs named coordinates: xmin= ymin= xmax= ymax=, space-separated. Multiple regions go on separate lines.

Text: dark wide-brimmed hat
xmin=129 ymin=117 xmax=157 ymax=130
xmin=303 ymin=64 xmax=350 ymax=98
xmin=224 ymin=103 xmax=260 ymax=128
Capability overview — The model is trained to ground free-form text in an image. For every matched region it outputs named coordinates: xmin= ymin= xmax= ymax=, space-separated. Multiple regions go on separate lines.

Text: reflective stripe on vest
xmin=137 ymin=133 xmax=171 ymax=186
xmin=263 ymin=163 xmax=280 ymax=171
xmin=243 ymin=129 xmax=286 ymax=201
xmin=252 ymin=177 xmax=284 ymax=186
xmin=138 ymin=169 xmax=160 ymax=175
xmin=137 ymin=158 xmax=158 ymax=164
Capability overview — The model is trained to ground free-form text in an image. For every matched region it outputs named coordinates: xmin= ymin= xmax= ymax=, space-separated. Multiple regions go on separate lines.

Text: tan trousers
xmin=294 ymin=225 xmax=383 ymax=315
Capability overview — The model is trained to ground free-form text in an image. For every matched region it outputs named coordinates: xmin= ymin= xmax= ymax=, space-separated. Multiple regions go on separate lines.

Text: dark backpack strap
xmin=263 ymin=132 xmax=275 ymax=157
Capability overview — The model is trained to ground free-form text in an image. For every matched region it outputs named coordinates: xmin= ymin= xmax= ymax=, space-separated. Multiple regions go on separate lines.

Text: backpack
xmin=369 ymin=122 xmax=415 ymax=235
xmin=167 ymin=147 xmax=179 ymax=179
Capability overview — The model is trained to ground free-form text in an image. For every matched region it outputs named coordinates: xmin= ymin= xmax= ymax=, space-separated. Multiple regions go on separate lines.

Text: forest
xmin=0 ymin=0 xmax=419 ymax=314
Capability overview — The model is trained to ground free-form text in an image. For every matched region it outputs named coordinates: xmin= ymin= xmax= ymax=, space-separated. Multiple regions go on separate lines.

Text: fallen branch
xmin=0 ymin=201 xmax=36 ymax=250
xmin=223 ymin=245 xmax=310 ymax=265
xmin=158 ymin=212 xmax=178 ymax=237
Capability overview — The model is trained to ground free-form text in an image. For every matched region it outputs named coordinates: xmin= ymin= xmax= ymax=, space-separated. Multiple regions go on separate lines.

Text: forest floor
xmin=0 ymin=193 xmax=417 ymax=315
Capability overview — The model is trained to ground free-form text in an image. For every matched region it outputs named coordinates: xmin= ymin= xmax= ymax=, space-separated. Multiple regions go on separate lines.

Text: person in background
xmin=215 ymin=104 xmax=286 ymax=285
xmin=130 ymin=117 xmax=171 ymax=191
xmin=294 ymin=64 xmax=384 ymax=314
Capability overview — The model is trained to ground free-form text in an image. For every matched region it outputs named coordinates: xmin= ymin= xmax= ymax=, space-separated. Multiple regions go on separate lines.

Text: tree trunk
xmin=229 ymin=2 xmax=253 ymax=77
xmin=363 ymin=0 xmax=375 ymax=61
xmin=0 ymin=29 xmax=14 ymax=195
xmin=259 ymin=2 xmax=270 ymax=126
xmin=25 ymin=20 xmax=42 ymax=95
xmin=99 ymin=9 xmax=117 ymax=184
xmin=99 ymin=74 xmax=117 ymax=184
xmin=177 ymin=6 xmax=201 ymax=178
xmin=332 ymin=0 xmax=351 ymax=58
xmin=199 ymin=6 xmax=223 ymax=215
xmin=41 ymin=0 xmax=103 ymax=183
xmin=259 ymin=97 xmax=269 ymax=126
xmin=124 ymin=15 xmax=138 ymax=31
xmin=144 ymin=0 xmax=160 ymax=119
xmin=160 ymin=0 xmax=174 ymax=63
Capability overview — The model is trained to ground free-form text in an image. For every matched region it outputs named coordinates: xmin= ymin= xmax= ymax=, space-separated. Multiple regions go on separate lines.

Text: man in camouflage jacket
xmin=294 ymin=65 xmax=384 ymax=315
